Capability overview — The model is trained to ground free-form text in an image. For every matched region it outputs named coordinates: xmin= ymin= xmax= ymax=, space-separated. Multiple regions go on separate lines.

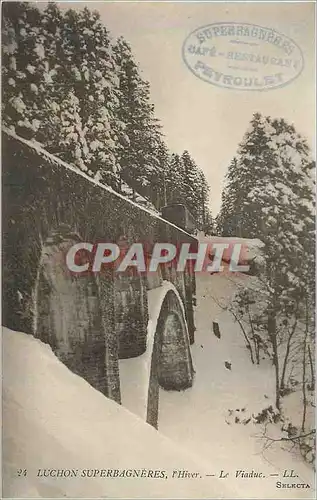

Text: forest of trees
xmin=1 ymin=1 xmax=213 ymax=233
xmin=217 ymin=112 xmax=315 ymax=464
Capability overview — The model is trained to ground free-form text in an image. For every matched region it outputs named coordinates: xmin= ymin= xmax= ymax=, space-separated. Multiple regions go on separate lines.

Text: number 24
xmin=17 ymin=469 xmax=27 ymax=477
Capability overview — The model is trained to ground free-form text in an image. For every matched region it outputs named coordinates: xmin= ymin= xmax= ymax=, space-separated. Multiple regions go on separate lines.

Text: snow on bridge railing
xmin=197 ymin=233 xmax=265 ymax=274
xmin=2 ymin=126 xmax=197 ymax=241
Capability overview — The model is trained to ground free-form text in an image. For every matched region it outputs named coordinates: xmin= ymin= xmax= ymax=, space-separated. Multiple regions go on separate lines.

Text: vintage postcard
xmin=1 ymin=0 xmax=316 ymax=498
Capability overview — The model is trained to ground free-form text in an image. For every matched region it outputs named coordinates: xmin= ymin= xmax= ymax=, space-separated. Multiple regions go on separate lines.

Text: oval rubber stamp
xmin=182 ymin=22 xmax=304 ymax=91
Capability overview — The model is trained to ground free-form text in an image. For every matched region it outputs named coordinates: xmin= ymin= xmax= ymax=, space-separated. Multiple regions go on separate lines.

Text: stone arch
xmin=118 ymin=283 xmax=194 ymax=426
xmin=146 ymin=287 xmax=194 ymax=428
xmin=115 ymin=272 xmax=148 ymax=359
xmin=33 ymin=226 xmax=120 ymax=400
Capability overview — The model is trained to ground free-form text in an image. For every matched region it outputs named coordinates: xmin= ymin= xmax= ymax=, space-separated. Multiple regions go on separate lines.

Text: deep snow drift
xmin=2 ymin=272 xmax=315 ymax=499
xmin=2 ymin=325 xmax=234 ymax=499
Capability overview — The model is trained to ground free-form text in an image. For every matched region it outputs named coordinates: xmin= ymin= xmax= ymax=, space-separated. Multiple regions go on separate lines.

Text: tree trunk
xmin=247 ymin=309 xmax=260 ymax=364
xmin=308 ymin=345 xmax=315 ymax=391
xmin=231 ymin=311 xmax=255 ymax=364
xmin=280 ymin=317 xmax=298 ymax=390
xmin=301 ymin=297 xmax=309 ymax=432
xmin=268 ymin=313 xmax=280 ymax=411
xmin=301 ymin=337 xmax=308 ymax=432
xmin=163 ymin=172 xmax=167 ymax=206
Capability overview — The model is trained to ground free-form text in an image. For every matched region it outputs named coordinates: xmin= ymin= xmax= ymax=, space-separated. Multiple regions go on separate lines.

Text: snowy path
xmin=159 ymin=272 xmax=315 ymax=498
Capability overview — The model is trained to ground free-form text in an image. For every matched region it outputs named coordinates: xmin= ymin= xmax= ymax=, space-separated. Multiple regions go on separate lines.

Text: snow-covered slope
xmin=2 ymin=273 xmax=315 ymax=499
xmin=159 ymin=272 xmax=315 ymax=499
xmin=2 ymin=326 xmax=235 ymax=499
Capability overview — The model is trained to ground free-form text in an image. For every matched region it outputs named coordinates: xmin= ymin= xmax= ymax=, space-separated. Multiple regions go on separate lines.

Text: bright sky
xmin=57 ymin=1 xmax=315 ymax=214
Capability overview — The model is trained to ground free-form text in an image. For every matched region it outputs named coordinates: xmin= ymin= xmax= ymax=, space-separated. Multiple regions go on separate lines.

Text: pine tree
xmin=58 ymin=7 xmax=123 ymax=185
xmin=165 ymin=153 xmax=185 ymax=205
xmin=2 ymin=2 xmax=52 ymax=139
xmin=150 ymin=139 xmax=169 ymax=208
xmin=113 ymin=37 xmax=162 ymax=196
xmin=2 ymin=3 xmax=124 ymax=185
xmin=218 ymin=112 xmax=315 ymax=244
xmin=216 ymin=157 xmax=245 ymax=235
xmin=164 ymin=151 xmax=213 ymax=230
xmin=196 ymin=167 xmax=212 ymax=232
xmin=218 ymin=113 xmax=315 ymax=411
xmin=181 ymin=150 xmax=201 ymax=218
xmin=2 ymin=2 xmax=212 ymax=214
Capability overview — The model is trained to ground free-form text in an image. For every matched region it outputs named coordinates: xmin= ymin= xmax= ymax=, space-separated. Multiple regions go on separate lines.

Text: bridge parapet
xmin=2 ymin=129 xmax=197 ymax=410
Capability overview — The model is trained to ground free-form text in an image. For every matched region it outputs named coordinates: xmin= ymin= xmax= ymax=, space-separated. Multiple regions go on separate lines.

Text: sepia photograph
xmin=1 ymin=0 xmax=316 ymax=498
